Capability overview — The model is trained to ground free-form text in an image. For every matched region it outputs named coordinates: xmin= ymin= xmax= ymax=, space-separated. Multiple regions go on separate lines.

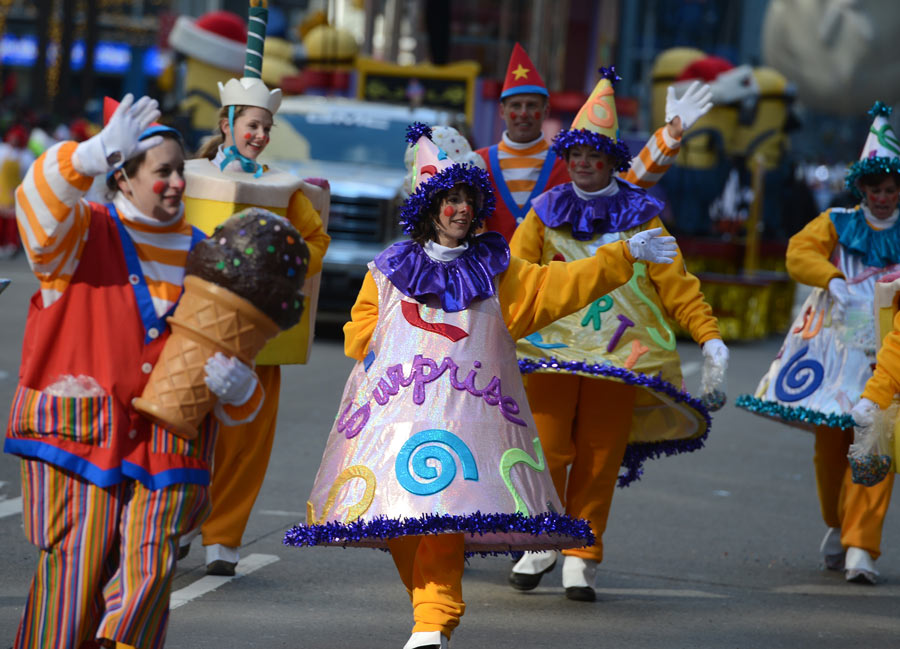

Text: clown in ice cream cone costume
xmin=4 ymin=94 xmax=266 ymax=649
xmin=509 ymin=67 xmax=727 ymax=602
xmin=283 ymin=122 xmax=678 ymax=649
xmin=177 ymin=0 xmax=330 ymax=577
xmin=738 ymin=101 xmax=900 ymax=584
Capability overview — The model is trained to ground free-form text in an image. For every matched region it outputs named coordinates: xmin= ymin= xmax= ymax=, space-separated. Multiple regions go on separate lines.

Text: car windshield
xmin=278 ymin=110 xmax=411 ymax=170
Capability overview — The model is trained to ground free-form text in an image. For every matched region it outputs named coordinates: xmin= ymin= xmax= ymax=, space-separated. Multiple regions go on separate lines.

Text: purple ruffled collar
xmin=374 ymin=232 xmax=510 ymax=312
xmin=532 ymin=180 xmax=663 ymax=241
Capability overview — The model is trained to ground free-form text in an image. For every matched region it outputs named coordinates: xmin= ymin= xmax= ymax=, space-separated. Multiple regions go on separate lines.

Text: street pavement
xmin=1 ymin=252 xmax=899 ymax=648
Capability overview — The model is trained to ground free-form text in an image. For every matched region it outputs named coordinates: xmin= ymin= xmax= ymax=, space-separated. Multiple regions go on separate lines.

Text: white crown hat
xmin=218 ymin=77 xmax=282 ymax=115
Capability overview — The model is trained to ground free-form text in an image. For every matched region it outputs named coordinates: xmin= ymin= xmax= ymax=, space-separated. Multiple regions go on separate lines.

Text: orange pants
xmin=387 ymin=534 xmax=465 ymax=639
xmin=813 ymin=425 xmax=894 ymax=558
xmin=526 ymin=372 xmax=636 ymax=562
xmin=201 ymin=365 xmax=281 ymax=548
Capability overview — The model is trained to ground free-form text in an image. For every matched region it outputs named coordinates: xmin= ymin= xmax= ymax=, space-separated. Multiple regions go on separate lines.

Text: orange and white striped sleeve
xmin=619 ymin=126 xmax=681 ymax=190
xmin=15 ymin=141 xmax=94 ymax=304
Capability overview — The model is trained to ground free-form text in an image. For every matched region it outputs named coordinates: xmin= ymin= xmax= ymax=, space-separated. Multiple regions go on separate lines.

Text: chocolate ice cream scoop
xmin=186 ymin=207 xmax=310 ymax=329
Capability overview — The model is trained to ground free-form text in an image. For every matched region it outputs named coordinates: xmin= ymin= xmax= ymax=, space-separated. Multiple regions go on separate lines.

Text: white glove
xmin=702 ymin=338 xmax=730 ymax=367
xmin=665 ymin=80 xmax=714 ymax=131
xmin=204 ymin=352 xmax=258 ymax=406
xmin=707 ymin=65 xmax=759 ymax=106
xmin=626 ymin=227 xmax=677 ymax=264
xmin=74 ymin=94 xmax=163 ymax=177
xmin=827 ymin=277 xmax=850 ymax=322
xmin=850 ymin=398 xmax=878 ymax=428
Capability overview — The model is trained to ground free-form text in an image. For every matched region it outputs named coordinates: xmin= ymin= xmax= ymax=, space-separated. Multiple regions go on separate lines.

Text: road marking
xmin=0 ymin=496 xmax=23 ymax=519
xmin=259 ymin=509 xmax=305 ymax=519
xmin=595 ymin=588 xmax=727 ymax=599
xmin=681 ymin=361 xmax=700 ymax=377
xmin=170 ymin=553 xmax=280 ymax=609
xmin=772 ymin=584 xmax=898 ymax=597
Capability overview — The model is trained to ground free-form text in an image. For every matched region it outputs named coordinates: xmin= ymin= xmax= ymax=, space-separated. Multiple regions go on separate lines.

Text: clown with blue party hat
xmin=283 ymin=122 xmax=677 ymax=649
xmin=738 ymin=101 xmax=900 ymax=585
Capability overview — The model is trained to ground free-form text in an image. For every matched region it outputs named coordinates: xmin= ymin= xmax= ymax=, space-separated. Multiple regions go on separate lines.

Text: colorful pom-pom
xmin=406 ymin=122 xmax=433 ymax=145
xmin=598 ymin=65 xmax=622 ymax=86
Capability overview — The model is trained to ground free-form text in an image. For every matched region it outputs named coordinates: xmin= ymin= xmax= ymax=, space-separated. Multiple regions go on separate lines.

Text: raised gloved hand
xmin=850 ymin=397 xmax=878 ymax=428
xmin=665 ymin=80 xmax=714 ymax=132
xmin=827 ymin=277 xmax=850 ymax=322
xmin=204 ymin=352 xmax=258 ymax=406
xmin=626 ymin=227 xmax=677 ymax=264
xmin=74 ymin=94 xmax=163 ymax=177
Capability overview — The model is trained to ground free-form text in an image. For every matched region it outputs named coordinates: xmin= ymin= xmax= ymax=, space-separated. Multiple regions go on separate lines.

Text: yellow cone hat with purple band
xmin=552 ymin=66 xmax=632 ymax=172
xmin=846 ymin=101 xmax=900 ymax=198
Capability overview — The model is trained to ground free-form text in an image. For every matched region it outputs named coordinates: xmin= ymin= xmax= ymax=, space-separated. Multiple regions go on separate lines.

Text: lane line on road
xmin=0 ymin=496 xmax=23 ymax=519
xmin=772 ymin=584 xmax=899 ymax=597
xmin=170 ymin=553 xmax=280 ymax=609
xmin=259 ymin=509 xmax=305 ymax=518
xmin=595 ymin=587 xmax=728 ymax=599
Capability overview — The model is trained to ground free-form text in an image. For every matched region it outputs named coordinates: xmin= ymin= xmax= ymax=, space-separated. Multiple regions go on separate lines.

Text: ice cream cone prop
xmin=133 ymin=208 xmax=309 ymax=439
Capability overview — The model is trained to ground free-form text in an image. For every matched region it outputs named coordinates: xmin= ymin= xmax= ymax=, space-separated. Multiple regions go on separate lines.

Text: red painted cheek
xmin=152 ymin=181 xmax=166 ymax=194
xmin=569 ymin=159 xmax=577 ymax=169
xmin=510 ymin=112 xmax=518 ymax=120
xmin=595 ymin=161 xmax=605 ymax=170
xmin=263 ymin=134 xmax=270 ymax=143
xmin=533 ymin=111 xmax=541 ymax=120
xmin=172 ymin=179 xmax=185 ymax=190
xmin=443 ymin=206 xmax=456 ymax=217
xmin=243 ymin=133 xmax=252 ymax=140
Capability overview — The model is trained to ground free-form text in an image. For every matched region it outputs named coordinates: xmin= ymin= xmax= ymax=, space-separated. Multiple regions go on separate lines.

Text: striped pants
xmin=15 ymin=460 xmax=209 ymax=649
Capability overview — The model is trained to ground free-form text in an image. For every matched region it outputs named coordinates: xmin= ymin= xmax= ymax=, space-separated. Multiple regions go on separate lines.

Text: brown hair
xmin=410 ymin=185 xmax=478 ymax=246
xmin=859 ymin=171 xmax=900 ymax=188
xmin=105 ymin=131 xmax=184 ymax=198
xmin=194 ymin=105 xmax=251 ymax=160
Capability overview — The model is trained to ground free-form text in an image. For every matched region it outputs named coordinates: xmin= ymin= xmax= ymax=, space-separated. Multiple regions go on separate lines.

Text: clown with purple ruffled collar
xmin=283 ymin=123 xmax=678 ymax=649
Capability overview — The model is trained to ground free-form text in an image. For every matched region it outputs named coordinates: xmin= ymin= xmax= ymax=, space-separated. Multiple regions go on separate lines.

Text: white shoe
xmin=844 ymin=547 xmax=878 ymax=584
xmin=819 ymin=527 xmax=844 ymax=571
xmin=509 ymin=550 xmax=559 ymax=590
xmin=562 ymin=555 xmax=597 ymax=602
xmin=403 ymin=630 xmax=449 ymax=649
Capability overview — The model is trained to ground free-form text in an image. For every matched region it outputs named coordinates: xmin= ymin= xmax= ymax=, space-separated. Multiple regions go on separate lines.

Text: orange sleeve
xmin=498 ymin=240 xmax=636 ymax=341
xmin=785 ymin=211 xmax=843 ymax=288
xmin=508 ymin=208 xmax=545 ymax=263
xmin=862 ymin=310 xmax=900 ymax=408
xmin=644 ymin=217 xmax=720 ymax=344
xmin=343 ymin=271 xmax=380 ymax=361
xmin=286 ymin=189 xmax=330 ymax=276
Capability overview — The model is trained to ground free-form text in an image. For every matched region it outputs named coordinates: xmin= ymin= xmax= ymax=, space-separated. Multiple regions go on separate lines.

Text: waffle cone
xmin=133 ymin=276 xmax=280 ymax=440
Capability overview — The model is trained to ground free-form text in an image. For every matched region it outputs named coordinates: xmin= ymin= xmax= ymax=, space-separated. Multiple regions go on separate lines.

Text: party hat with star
xmin=500 ymin=43 xmax=548 ymax=100
xmin=551 ymin=67 xmax=632 ymax=172
xmin=399 ymin=123 xmax=495 ymax=234
xmin=846 ymin=101 xmax=900 ymax=198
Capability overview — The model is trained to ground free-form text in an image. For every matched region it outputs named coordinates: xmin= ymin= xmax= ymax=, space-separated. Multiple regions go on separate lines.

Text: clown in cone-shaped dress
xmin=510 ymin=67 xmax=725 ymax=602
xmin=177 ymin=0 xmax=331 ymax=577
xmin=738 ymin=101 xmax=900 ymax=585
xmin=284 ymin=123 xmax=678 ymax=649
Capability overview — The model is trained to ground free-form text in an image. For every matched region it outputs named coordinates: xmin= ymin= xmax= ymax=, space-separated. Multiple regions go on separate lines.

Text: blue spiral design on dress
xmin=775 ymin=346 xmax=824 ymax=402
xmin=395 ymin=429 xmax=479 ymax=495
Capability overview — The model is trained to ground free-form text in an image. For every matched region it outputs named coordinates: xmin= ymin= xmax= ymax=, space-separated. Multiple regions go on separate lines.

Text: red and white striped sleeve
xmin=620 ymin=126 xmax=681 ymax=189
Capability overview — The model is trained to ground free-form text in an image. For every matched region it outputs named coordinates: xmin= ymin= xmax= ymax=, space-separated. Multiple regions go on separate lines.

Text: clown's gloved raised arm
xmin=74 ymin=94 xmax=163 ymax=177
xmin=664 ymin=80 xmax=714 ymax=139
xmin=626 ymin=227 xmax=678 ymax=264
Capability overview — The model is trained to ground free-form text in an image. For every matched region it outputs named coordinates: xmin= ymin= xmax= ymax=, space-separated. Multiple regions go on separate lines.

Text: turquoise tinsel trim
xmin=829 ymin=206 xmax=900 ymax=267
xmin=735 ymin=394 xmax=855 ymax=430
xmin=845 ymin=157 xmax=900 ymax=199
xmin=869 ymin=101 xmax=893 ymax=118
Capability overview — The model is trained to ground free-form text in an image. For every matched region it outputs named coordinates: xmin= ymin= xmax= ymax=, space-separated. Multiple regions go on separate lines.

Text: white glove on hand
xmin=827 ymin=277 xmax=850 ymax=322
xmin=626 ymin=227 xmax=677 ymax=264
xmin=702 ymin=338 xmax=730 ymax=367
xmin=850 ymin=398 xmax=878 ymax=428
xmin=74 ymin=94 xmax=163 ymax=177
xmin=665 ymin=81 xmax=714 ymax=131
xmin=204 ymin=352 xmax=258 ymax=406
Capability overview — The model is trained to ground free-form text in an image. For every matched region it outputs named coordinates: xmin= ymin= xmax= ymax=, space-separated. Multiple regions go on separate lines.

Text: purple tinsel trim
xmin=734 ymin=394 xmax=856 ymax=430
xmin=845 ymin=157 xmax=900 ymax=199
xmin=518 ymin=357 xmax=711 ymax=487
xmin=282 ymin=511 xmax=595 ymax=557
xmin=551 ymin=129 xmax=632 ymax=172
xmin=399 ymin=162 xmax=496 ymax=234
xmin=868 ymin=101 xmax=893 ymax=118
xmin=406 ymin=121 xmax=433 ymax=145
xmin=598 ymin=65 xmax=622 ymax=86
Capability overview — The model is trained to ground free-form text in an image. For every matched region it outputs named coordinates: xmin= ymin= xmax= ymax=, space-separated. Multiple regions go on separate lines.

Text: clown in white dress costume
xmin=284 ymin=124 xmax=677 ymax=648
xmin=737 ymin=101 xmax=900 ymax=583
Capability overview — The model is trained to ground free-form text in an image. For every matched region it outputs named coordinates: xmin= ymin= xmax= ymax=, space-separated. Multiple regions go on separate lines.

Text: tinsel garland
xmin=551 ymin=129 xmax=632 ymax=172
xmin=406 ymin=121 xmax=433 ymax=144
xmin=518 ymin=357 xmax=711 ymax=487
xmin=283 ymin=510 xmax=595 ymax=557
xmin=399 ymin=162 xmax=496 ymax=235
xmin=734 ymin=394 xmax=856 ymax=430
xmin=598 ymin=65 xmax=622 ymax=86
xmin=845 ymin=157 xmax=900 ymax=199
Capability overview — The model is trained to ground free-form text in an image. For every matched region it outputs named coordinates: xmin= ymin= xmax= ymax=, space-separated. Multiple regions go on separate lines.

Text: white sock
xmin=512 ymin=550 xmax=559 ymax=575
xmin=179 ymin=527 xmax=200 ymax=548
xmin=562 ymin=555 xmax=597 ymax=588
xmin=206 ymin=543 xmax=240 ymax=565
xmin=403 ymin=630 xmax=447 ymax=649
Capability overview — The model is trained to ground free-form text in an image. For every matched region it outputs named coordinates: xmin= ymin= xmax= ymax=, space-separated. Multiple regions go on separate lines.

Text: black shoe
xmin=508 ymin=558 xmax=557 ymax=591
xmin=565 ymin=586 xmax=596 ymax=602
xmin=206 ymin=560 xmax=237 ymax=576
xmin=177 ymin=542 xmax=191 ymax=561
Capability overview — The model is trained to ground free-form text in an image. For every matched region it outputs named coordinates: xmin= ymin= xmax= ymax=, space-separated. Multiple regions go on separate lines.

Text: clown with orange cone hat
xmin=282 ymin=121 xmax=678 ymax=649
xmin=738 ymin=101 xmax=900 ymax=585
xmin=508 ymin=67 xmax=726 ymax=602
